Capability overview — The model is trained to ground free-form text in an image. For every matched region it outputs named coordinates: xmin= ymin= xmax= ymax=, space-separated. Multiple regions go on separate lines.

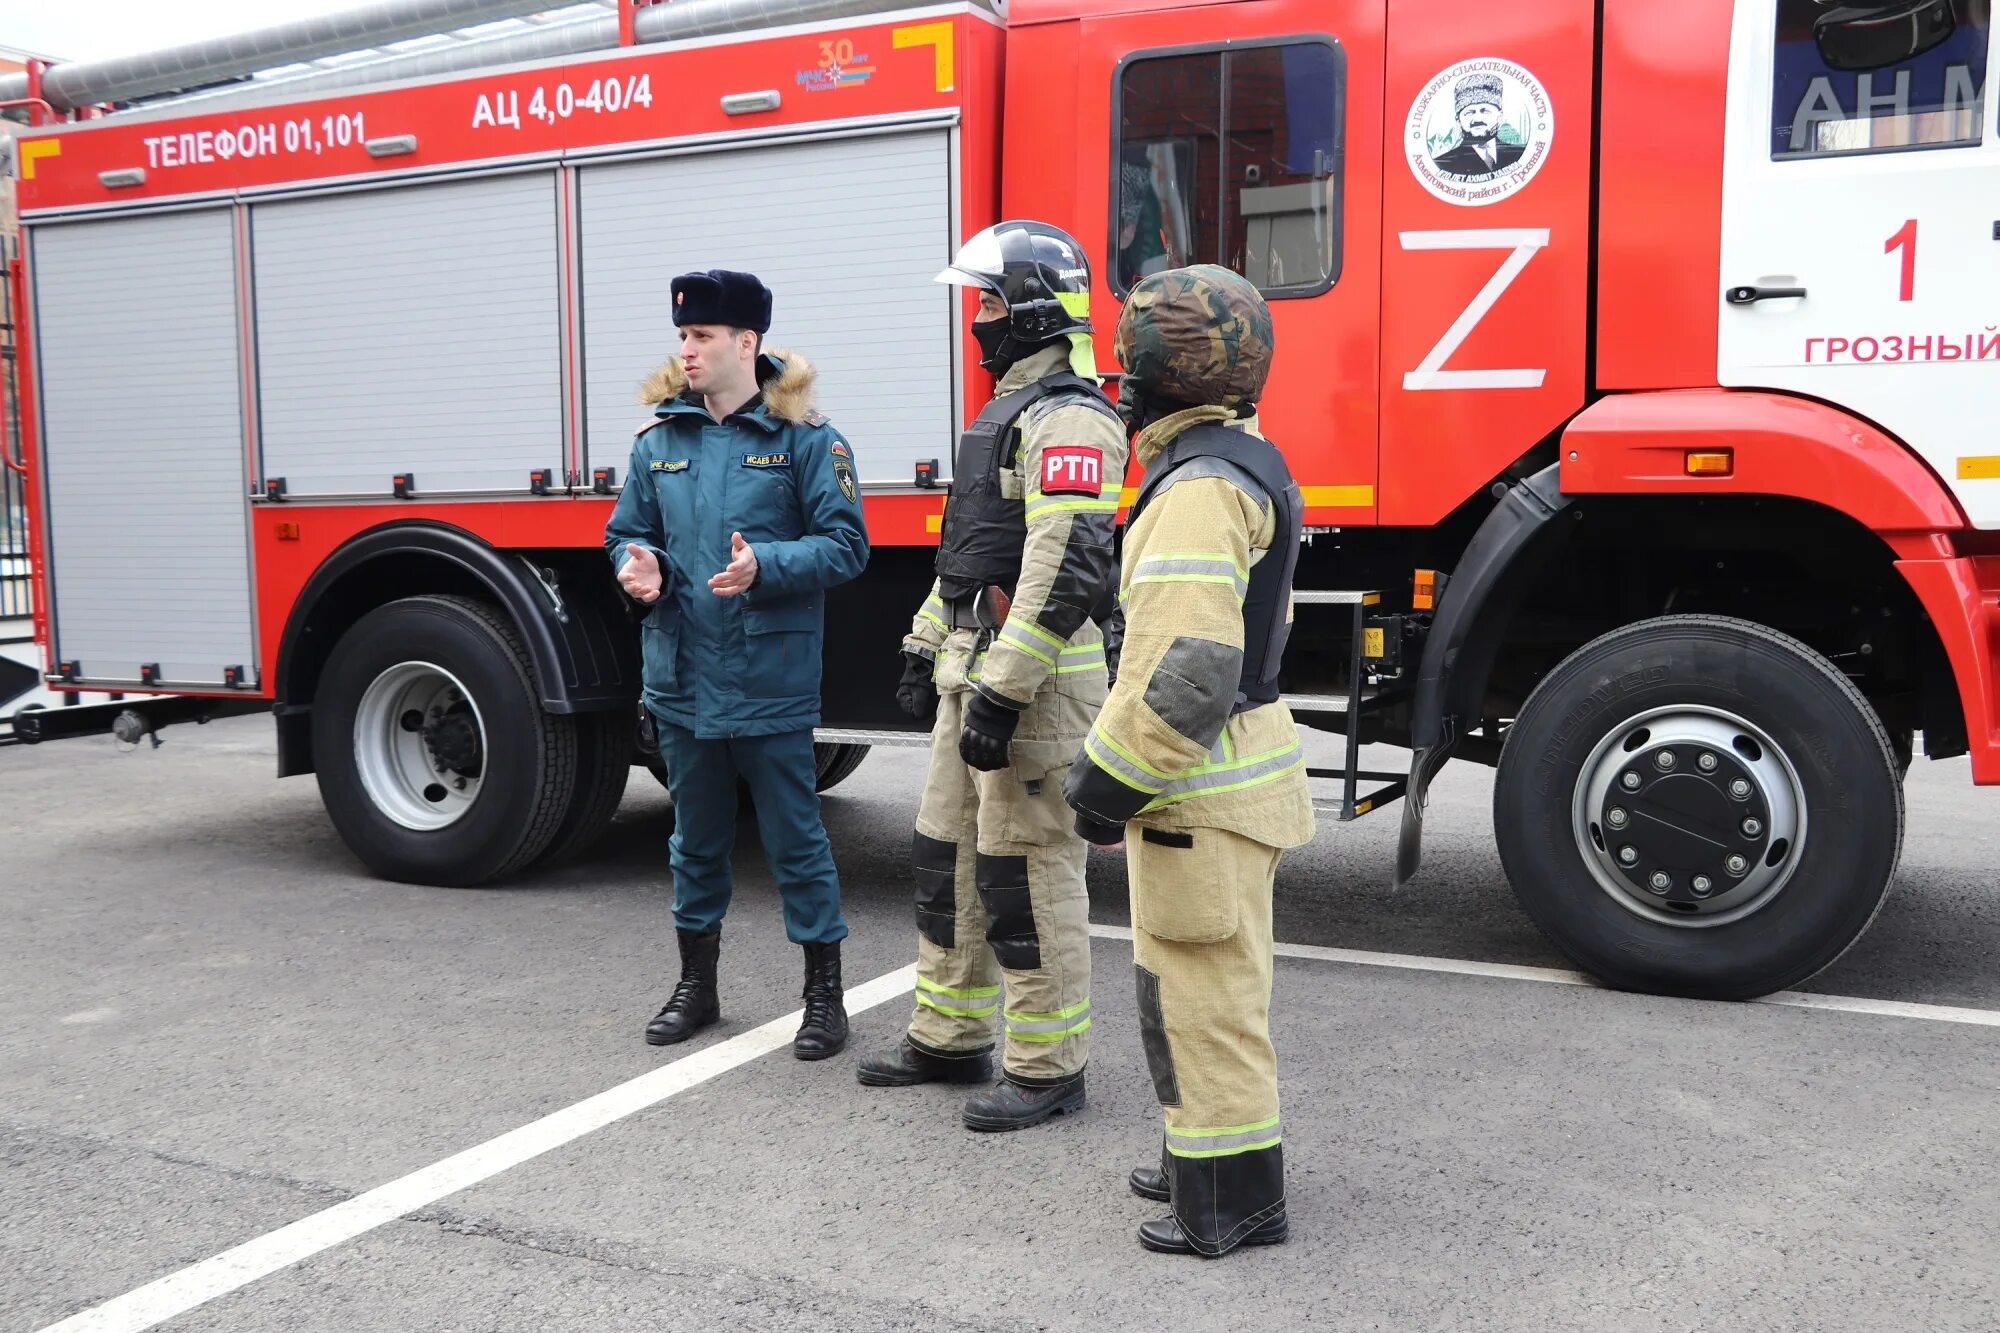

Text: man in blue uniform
xmin=605 ymin=268 xmax=869 ymax=1061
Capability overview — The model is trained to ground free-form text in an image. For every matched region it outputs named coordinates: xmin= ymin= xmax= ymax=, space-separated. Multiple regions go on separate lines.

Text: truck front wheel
xmin=313 ymin=595 xmax=577 ymax=886
xmin=1493 ymin=615 xmax=1903 ymax=1000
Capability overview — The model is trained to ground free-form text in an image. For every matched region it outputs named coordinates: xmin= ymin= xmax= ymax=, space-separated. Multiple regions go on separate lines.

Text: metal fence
xmin=2 ymin=232 xmax=29 ymax=623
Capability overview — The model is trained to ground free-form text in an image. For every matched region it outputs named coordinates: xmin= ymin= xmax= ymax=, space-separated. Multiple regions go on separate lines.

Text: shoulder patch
xmin=1039 ymin=445 xmax=1105 ymax=498
xmin=829 ymin=440 xmax=850 ymax=458
xmin=832 ymin=456 xmax=857 ymax=504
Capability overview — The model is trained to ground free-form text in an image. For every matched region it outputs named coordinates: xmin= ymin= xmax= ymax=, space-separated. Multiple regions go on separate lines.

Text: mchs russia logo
xmin=1406 ymin=58 xmax=1554 ymax=206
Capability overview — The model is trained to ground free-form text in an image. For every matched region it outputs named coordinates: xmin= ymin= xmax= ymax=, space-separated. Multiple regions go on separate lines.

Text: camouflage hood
xmin=1113 ymin=264 xmax=1273 ymax=410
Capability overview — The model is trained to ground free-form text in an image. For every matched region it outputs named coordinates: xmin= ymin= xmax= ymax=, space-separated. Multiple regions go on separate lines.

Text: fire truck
xmin=5 ymin=0 xmax=1996 ymax=1000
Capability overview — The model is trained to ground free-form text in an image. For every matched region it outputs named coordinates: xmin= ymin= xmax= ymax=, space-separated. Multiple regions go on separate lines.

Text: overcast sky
xmin=7 ymin=1 xmax=365 ymax=64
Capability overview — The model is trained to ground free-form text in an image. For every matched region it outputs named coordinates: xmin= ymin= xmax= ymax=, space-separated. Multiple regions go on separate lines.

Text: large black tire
xmin=313 ymin=595 xmax=577 ymax=886
xmin=813 ymin=742 xmax=871 ymax=792
xmin=536 ymin=710 xmax=632 ymax=867
xmin=1493 ymin=615 xmax=1904 ymax=1000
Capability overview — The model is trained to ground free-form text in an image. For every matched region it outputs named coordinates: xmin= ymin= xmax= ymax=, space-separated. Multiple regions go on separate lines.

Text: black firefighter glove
xmin=958 ymin=693 xmax=1020 ymax=772
xmin=895 ymin=650 xmax=938 ymax=723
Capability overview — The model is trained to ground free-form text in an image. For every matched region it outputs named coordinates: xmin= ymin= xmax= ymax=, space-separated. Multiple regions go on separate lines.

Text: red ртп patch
xmin=1040 ymin=445 xmax=1105 ymax=497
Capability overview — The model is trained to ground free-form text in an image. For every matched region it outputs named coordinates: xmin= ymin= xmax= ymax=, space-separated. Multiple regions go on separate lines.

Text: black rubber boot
xmin=644 ymin=928 xmax=720 ymax=1046
xmin=1137 ymin=1211 xmax=1288 ymax=1255
xmin=856 ymin=1038 xmax=994 ymax=1087
xmin=961 ymin=1072 xmax=1086 ymax=1132
xmin=793 ymin=940 xmax=849 ymax=1061
xmin=1129 ymin=1166 xmax=1170 ymax=1201
xmin=1142 ymin=1144 xmax=1288 ymax=1257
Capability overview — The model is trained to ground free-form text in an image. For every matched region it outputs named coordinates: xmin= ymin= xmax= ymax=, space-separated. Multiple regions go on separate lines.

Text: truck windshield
xmin=1772 ymin=0 xmax=1991 ymax=156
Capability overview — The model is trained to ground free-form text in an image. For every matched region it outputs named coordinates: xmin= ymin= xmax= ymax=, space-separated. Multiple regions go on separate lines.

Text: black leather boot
xmin=1140 ymin=1144 xmax=1288 ymax=1257
xmin=961 ymin=1071 xmax=1086 ymax=1132
xmin=1129 ymin=1165 xmax=1170 ymax=1201
xmin=856 ymin=1037 xmax=994 ymax=1087
xmin=793 ymin=940 xmax=849 ymax=1061
xmin=644 ymin=928 xmax=720 ymax=1046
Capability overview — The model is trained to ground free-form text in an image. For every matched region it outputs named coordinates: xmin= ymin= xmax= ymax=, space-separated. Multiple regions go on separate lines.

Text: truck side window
xmin=1114 ymin=39 xmax=1343 ymax=296
xmin=1771 ymin=0 xmax=1990 ymax=157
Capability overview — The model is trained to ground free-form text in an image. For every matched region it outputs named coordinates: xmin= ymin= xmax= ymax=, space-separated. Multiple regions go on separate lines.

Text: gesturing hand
xmin=708 ymin=531 xmax=759 ymax=597
xmin=619 ymin=543 xmax=664 ymax=603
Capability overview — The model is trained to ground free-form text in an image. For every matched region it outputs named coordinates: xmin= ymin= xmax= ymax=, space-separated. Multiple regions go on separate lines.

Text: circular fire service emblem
xmin=1406 ymin=57 xmax=1554 ymax=206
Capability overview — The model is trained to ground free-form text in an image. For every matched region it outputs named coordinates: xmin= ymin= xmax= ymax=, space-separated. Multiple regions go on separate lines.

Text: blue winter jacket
xmin=605 ymin=349 xmax=868 ymax=738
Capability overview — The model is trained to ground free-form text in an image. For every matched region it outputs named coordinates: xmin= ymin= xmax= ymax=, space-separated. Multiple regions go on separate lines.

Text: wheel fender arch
xmin=1557 ymin=389 xmax=1967 ymax=537
xmin=274 ymin=521 xmax=637 ymax=776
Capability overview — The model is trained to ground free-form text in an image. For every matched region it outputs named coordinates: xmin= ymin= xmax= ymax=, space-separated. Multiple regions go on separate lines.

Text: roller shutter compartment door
xmin=252 ymin=172 xmax=563 ymax=497
xmin=579 ymin=130 xmax=955 ymax=485
xmin=31 ymin=210 xmax=256 ymax=688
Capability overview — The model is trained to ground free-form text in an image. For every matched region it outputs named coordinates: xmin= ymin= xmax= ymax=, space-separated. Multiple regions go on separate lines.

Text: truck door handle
xmin=1726 ymin=284 xmax=1807 ymax=305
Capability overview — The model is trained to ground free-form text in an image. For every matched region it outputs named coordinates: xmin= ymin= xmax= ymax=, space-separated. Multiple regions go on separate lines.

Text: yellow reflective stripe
xmin=1004 ymin=999 xmax=1092 ymax=1022
xmin=1009 ymin=1018 xmax=1093 ymax=1043
xmin=995 ymin=630 xmax=1056 ymax=668
xmin=917 ymin=609 xmax=947 ymax=632
xmin=1025 ymin=495 xmax=1121 ymax=517
xmin=1183 ymin=740 xmax=1297 ymax=776
xmin=917 ymin=993 xmax=999 ymax=1020
xmin=1013 ymin=620 xmax=1067 ymax=651
xmin=1172 ymin=1115 xmax=1282 ymax=1139
xmin=1168 ymin=1134 xmax=1282 ymax=1160
xmin=1132 ymin=551 xmax=1248 ymax=576
xmin=917 ymin=976 xmax=1001 ymax=1000
xmin=1143 ymin=755 xmax=1306 ymax=812
xmin=1086 ymin=728 xmax=1174 ymax=786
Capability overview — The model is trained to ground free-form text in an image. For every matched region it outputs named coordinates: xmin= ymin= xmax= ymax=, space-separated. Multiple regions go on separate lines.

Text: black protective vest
xmin=935 ymin=373 xmax=1118 ymax=602
xmin=1128 ymin=421 xmax=1303 ymax=711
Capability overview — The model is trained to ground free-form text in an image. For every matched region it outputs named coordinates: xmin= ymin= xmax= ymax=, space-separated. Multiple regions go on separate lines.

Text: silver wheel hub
xmin=1571 ymin=706 xmax=1806 ymax=928
xmin=353 ymin=662 xmax=487 ymax=831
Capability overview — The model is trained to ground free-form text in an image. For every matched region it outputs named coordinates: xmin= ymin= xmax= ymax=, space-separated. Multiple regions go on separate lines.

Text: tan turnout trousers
xmin=907 ymin=668 xmax=1097 ymax=1081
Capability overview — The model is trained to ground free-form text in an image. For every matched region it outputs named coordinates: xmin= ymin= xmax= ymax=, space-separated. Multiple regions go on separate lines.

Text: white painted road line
xmin=35 ymin=963 xmax=920 ymax=1333
xmin=1087 ymin=925 xmax=2000 ymax=1028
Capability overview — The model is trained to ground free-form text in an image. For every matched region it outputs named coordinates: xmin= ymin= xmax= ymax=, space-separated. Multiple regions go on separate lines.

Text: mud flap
xmin=1397 ymin=464 xmax=1574 ymax=887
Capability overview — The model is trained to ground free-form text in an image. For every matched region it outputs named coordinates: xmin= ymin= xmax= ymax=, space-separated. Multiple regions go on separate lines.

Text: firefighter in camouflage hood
xmin=1063 ymin=265 xmax=1314 ymax=1256
xmin=858 ymin=221 xmax=1126 ymax=1132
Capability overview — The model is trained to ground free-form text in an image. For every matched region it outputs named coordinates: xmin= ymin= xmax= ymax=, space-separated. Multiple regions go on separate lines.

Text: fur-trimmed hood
xmin=639 ymin=347 xmax=819 ymax=426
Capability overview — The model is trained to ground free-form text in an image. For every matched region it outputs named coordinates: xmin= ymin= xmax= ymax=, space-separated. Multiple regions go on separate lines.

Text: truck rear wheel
xmin=313 ymin=595 xmax=577 ymax=886
xmin=536 ymin=711 xmax=631 ymax=868
xmin=814 ymin=742 xmax=870 ymax=792
xmin=1493 ymin=615 xmax=1903 ymax=1000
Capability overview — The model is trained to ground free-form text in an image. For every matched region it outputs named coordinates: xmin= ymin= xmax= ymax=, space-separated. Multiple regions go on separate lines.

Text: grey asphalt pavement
xmin=2 ymin=716 xmax=1995 ymax=1332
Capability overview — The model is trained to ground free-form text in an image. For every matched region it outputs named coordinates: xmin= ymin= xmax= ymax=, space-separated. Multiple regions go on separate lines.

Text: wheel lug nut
xmin=1655 ymin=751 xmax=1677 ymax=771
xmin=1726 ymin=854 xmax=1749 ymax=876
xmin=1698 ymin=752 xmax=1718 ymax=772
xmin=1730 ymin=779 xmax=1752 ymax=799
xmin=1648 ymin=871 xmax=1672 ymax=893
xmin=1692 ymin=875 xmax=1714 ymax=896
xmin=1742 ymin=817 xmax=1763 ymax=837
xmin=1618 ymin=846 xmax=1639 ymax=866
xmin=1622 ymin=772 xmax=1642 ymax=791
xmin=1607 ymin=808 xmax=1629 ymax=829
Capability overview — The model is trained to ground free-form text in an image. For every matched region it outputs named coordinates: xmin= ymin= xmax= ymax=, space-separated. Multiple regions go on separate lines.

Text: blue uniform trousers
xmin=652 ymin=718 xmax=848 ymax=945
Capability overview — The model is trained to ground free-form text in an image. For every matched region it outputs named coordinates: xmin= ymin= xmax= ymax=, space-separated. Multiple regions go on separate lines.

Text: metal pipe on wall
xmin=0 ymin=0 xmax=574 ymax=113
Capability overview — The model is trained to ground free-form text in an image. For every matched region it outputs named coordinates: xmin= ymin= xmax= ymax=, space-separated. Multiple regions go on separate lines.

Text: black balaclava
xmin=973 ymin=311 xmax=1065 ymax=377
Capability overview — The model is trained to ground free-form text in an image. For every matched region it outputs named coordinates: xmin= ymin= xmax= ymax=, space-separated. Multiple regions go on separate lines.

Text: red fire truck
xmin=6 ymin=0 xmax=1997 ymax=1000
